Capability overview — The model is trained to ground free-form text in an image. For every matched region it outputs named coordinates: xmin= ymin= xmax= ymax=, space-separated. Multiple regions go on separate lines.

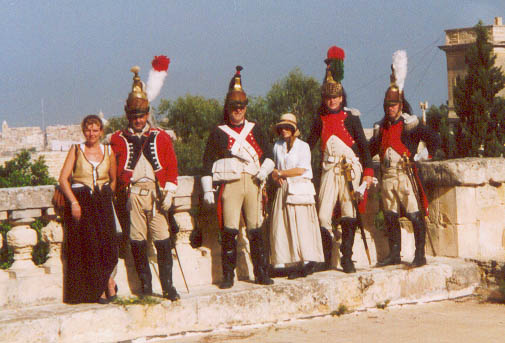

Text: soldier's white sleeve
xmin=201 ymin=175 xmax=215 ymax=205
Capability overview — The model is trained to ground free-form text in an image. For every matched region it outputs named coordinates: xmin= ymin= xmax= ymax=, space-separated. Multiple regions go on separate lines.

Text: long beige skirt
xmin=269 ymin=182 xmax=325 ymax=265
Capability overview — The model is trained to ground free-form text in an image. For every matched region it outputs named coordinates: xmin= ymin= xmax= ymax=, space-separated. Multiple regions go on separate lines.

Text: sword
xmin=156 ymin=182 xmax=191 ymax=294
xmin=166 ymin=208 xmax=191 ymax=294
xmin=400 ymin=154 xmax=437 ymax=256
xmin=342 ymin=157 xmax=372 ymax=266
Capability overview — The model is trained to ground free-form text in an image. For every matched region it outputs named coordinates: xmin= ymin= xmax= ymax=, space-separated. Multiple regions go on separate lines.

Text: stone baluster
xmin=6 ymin=208 xmax=44 ymax=278
xmin=7 ymin=222 xmax=38 ymax=278
xmin=41 ymin=220 xmax=64 ymax=274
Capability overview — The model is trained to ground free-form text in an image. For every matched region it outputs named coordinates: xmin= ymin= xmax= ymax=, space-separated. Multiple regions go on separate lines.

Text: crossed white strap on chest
xmin=218 ymin=120 xmax=258 ymax=163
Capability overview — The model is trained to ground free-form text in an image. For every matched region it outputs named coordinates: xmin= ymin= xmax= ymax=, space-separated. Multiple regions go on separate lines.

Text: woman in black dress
xmin=59 ymin=115 xmax=118 ymax=304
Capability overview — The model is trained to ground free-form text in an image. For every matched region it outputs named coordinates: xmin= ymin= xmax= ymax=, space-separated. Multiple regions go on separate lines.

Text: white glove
xmin=355 ymin=182 xmax=367 ymax=200
xmin=161 ymin=193 xmax=173 ymax=212
xmin=355 ymin=177 xmax=378 ymax=200
xmin=255 ymin=158 xmax=275 ymax=182
xmin=161 ymin=182 xmax=177 ymax=211
xmin=414 ymin=147 xmax=429 ymax=162
xmin=201 ymin=176 xmax=215 ymax=206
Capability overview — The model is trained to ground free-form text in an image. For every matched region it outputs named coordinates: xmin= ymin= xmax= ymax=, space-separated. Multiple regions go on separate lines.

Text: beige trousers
xmin=128 ymin=182 xmax=170 ymax=241
xmin=222 ymin=174 xmax=263 ymax=230
xmin=380 ymin=148 xmax=419 ymax=214
xmin=318 ymin=162 xmax=360 ymax=229
xmin=381 ymin=167 xmax=419 ymax=214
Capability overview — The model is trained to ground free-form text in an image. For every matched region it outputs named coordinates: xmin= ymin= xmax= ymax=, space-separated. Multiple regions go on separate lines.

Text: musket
xmin=400 ymin=154 xmax=437 ymax=256
xmin=341 ymin=157 xmax=372 ymax=266
xmin=156 ymin=183 xmax=190 ymax=294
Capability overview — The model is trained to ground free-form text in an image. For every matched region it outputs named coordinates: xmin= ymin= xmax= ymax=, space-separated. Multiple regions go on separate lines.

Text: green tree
xmin=104 ymin=116 xmax=128 ymax=135
xmin=258 ymin=68 xmax=321 ymax=140
xmin=157 ymin=95 xmax=222 ymax=175
xmin=0 ymin=150 xmax=56 ymax=187
xmin=453 ymin=21 xmax=505 ymax=157
xmin=426 ymin=104 xmax=456 ymax=159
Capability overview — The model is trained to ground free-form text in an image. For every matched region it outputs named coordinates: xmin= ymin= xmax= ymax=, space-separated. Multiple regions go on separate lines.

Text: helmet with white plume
xmin=384 ymin=50 xmax=407 ymax=110
xmin=125 ymin=55 xmax=170 ymax=118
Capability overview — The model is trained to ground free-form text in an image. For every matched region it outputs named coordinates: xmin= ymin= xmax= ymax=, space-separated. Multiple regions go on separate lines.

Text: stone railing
xmin=0 ymin=158 xmax=503 ymax=307
xmin=0 ymin=178 xmax=256 ymax=307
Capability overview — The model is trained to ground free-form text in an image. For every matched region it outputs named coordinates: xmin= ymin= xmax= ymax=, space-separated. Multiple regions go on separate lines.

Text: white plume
xmin=392 ymin=50 xmax=407 ymax=92
xmin=146 ymin=70 xmax=168 ymax=102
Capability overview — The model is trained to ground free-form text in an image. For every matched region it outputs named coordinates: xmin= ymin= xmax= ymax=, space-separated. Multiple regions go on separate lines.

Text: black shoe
xmin=97 ymin=296 xmax=110 ymax=304
xmin=376 ymin=254 xmax=401 ymax=267
xmin=411 ymin=255 xmax=427 ymax=267
xmin=107 ymin=285 xmax=118 ymax=302
xmin=219 ymin=272 xmax=234 ymax=289
xmin=304 ymin=261 xmax=317 ymax=275
xmin=255 ymin=274 xmax=274 ymax=285
xmin=376 ymin=242 xmax=401 ymax=267
xmin=162 ymin=286 xmax=180 ymax=301
xmin=341 ymin=258 xmax=356 ymax=273
xmin=219 ymin=278 xmax=234 ymax=289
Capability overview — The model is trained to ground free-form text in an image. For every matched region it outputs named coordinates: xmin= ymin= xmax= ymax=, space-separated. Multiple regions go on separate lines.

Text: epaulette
xmin=373 ymin=119 xmax=383 ymax=138
xmin=344 ymin=107 xmax=361 ymax=116
xmin=401 ymin=112 xmax=419 ymax=132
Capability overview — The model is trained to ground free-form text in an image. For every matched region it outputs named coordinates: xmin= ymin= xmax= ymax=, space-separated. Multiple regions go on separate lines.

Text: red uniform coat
xmin=110 ymin=127 xmax=178 ymax=189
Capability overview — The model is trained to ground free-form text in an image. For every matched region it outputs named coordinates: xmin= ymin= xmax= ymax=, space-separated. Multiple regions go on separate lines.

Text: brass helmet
xmin=225 ymin=65 xmax=248 ymax=108
xmin=125 ymin=66 xmax=150 ymax=117
xmin=384 ymin=50 xmax=407 ymax=108
xmin=321 ymin=46 xmax=345 ymax=98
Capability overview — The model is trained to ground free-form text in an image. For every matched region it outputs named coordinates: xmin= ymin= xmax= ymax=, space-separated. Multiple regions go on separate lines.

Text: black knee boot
xmin=130 ymin=240 xmax=153 ymax=296
xmin=406 ymin=211 xmax=427 ymax=267
xmin=154 ymin=238 xmax=180 ymax=301
xmin=319 ymin=227 xmax=333 ymax=271
xmin=376 ymin=211 xmax=401 ymax=267
xmin=248 ymin=228 xmax=274 ymax=285
xmin=219 ymin=228 xmax=238 ymax=289
xmin=340 ymin=218 xmax=357 ymax=273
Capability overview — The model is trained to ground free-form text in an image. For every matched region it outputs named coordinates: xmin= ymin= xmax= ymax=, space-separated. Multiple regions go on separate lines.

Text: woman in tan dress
xmin=270 ymin=113 xmax=324 ymax=279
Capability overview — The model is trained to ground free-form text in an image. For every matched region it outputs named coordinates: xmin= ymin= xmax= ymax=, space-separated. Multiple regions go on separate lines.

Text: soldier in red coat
xmin=201 ymin=66 xmax=275 ymax=289
xmin=307 ymin=46 xmax=374 ymax=273
xmin=369 ymin=50 xmax=440 ymax=267
xmin=110 ymin=57 xmax=180 ymax=300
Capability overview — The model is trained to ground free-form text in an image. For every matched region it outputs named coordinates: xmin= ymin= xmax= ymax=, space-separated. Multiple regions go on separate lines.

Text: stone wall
xmin=420 ymin=158 xmax=505 ymax=261
xmin=0 ymin=158 xmax=503 ymax=307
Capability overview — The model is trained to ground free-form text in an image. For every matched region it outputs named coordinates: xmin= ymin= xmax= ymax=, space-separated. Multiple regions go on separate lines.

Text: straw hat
xmin=275 ymin=113 xmax=300 ymax=137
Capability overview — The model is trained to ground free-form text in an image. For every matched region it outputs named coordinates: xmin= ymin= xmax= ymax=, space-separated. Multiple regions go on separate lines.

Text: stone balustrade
xmin=0 ymin=158 xmax=503 ymax=307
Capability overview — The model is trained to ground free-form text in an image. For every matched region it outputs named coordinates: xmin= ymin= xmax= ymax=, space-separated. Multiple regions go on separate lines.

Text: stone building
xmin=0 ymin=121 xmax=45 ymax=153
xmin=0 ymin=120 xmax=83 ymax=155
xmin=439 ymin=16 xmax=505 ymax=117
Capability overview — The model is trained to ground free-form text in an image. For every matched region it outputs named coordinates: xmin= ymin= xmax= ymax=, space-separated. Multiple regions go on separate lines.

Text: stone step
xmin=0 ymin=257 xmax=481 ymax=343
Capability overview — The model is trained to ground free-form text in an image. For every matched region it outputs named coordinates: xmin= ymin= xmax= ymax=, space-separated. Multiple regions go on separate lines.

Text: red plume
xmin=327 ymin=46 xmax=345 ymax=60
xmin=152 ymin=55 xmax=170 ymax=72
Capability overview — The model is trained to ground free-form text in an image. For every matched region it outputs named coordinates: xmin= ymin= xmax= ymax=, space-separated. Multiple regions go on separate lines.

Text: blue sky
xmin=1 ymin=0 xmax=504 ymax=128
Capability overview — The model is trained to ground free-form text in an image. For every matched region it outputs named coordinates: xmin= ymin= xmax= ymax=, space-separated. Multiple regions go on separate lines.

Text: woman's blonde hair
xmin=81 ymin=115 xmax=103 ymax=132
